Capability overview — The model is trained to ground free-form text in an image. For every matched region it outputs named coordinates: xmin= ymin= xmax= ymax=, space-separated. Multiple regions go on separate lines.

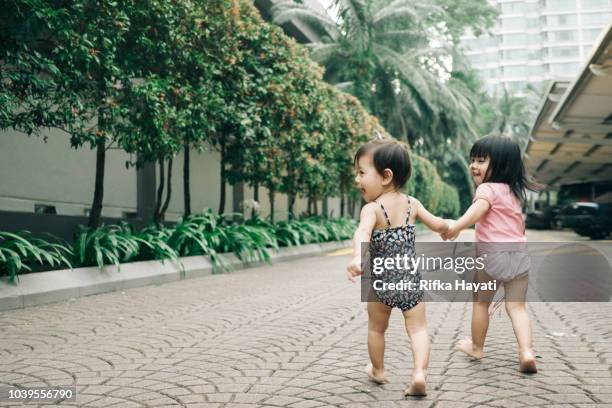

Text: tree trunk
xmin=252 ymin=182 xmax=259 ymax=218
xmin=218 ymin=138 xmax=226 ymax=215
xmin=160 ymin=157 xmax=173 ymax=221
xmin=340 ymin=193 xmax=345 ymax=217
xmin=322 ymin=197 xmax=328 ymax=218
xmin=88 ymin=138 xmax=106 ymax=228
xmin=347 ymin=195 xmax=353 ymax=218
xmin=288 ymin=193 xmax=295 ymax=220
xmin=153 ymin=159 xmax=165 ymax=225
xmin=268 ymin=187 xmax=275 ymax=223
xmin=183 ymin=142 xmax=191 ymax=217
xmin=307 ymin=195 xmax=312 ymax=216
xmin=313 ymin=197 xmax=318 ymax=216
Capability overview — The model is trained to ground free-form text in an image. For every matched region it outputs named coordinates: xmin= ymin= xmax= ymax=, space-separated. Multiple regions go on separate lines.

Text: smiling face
xmin=354 ymin=153 xmax=393 ymax=202
xmin=470 ymin=155 xmax=490 ymax=186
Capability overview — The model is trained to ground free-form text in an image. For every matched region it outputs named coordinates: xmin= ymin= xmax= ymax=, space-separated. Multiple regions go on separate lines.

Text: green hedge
xmin=0 ymin=212 xmax=357 ymax=283
xmin=406 ymin=153 xmax=460 ymax=219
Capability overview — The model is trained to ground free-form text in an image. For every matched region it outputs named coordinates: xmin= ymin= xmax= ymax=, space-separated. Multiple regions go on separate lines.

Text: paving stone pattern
xmin=1 ymin=241 xmax=612 ymax=407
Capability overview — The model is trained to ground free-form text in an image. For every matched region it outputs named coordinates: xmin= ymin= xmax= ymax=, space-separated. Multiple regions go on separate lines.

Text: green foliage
xmin=438 ymin=183 xmax=461 ymax=219
xmin=406 ymin=153 xmax=461 ymax=217
xmin=0 ymin=232 xmax=73 ymax=283
xmin=271 ymin=0 xmax=497 ymax=156
xmin=0 ymin=212 xmax=357 ymax=281
xmin=74 ymin=224 xmax=141 ymax=268
xmin=1 ymin=0 xmax=456 ymax=230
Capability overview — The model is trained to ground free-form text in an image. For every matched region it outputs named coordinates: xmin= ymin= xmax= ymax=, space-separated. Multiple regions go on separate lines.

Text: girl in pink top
xmin=442 ymin=135 xmax=539 ymax=374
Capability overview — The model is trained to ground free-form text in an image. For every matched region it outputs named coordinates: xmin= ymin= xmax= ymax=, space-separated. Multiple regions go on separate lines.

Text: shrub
xmin=0 ymin=231 xmax=72 ymax=283
xmin=1 ymin=212 xmax=358 ymax=281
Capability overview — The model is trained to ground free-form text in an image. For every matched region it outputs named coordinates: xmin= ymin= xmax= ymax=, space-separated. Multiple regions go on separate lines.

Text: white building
xmin=461 ymin=0 xmax=612 ymax=94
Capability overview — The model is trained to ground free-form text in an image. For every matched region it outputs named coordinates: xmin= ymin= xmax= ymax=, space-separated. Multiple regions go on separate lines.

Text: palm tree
xmin=270 ymin=0 xmax=489 ymax=150
xmin=478 ymin=84 xmax=543 ymax=150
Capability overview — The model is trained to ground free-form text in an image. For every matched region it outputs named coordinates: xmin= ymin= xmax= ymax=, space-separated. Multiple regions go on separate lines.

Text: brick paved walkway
xmin=1 ymin=231 xmax=612 ymax=407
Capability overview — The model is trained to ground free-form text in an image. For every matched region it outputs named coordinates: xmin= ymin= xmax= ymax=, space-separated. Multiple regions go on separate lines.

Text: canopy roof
xmin=526 ymin=24 xmax=612 ymax=188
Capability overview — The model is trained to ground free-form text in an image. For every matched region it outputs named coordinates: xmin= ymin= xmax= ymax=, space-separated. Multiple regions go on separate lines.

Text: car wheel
xmin=589 ymin=231 xmax=606 ymax=240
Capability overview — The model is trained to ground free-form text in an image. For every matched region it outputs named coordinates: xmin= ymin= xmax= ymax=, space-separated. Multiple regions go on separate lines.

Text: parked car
xmin=525 ymin=201 xmax=562 ymax=230
xmin=557 ymin=181 xmax=612 ymax=239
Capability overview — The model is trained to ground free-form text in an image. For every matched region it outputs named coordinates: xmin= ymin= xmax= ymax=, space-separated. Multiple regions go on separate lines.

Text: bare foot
xmin=404 ymin=371 xmax=427 ymax=397
xmin=366 ymin=364 xmax=387 ymax=384
xmin=519 ymin=350 xmax=537 ymax=374
xmin=456 ymin=337 xmax=484 ymax=359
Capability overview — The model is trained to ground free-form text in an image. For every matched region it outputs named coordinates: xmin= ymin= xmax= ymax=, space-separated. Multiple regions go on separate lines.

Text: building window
xmin=581 ymin=12 xmax=612 ymax=25
xmin=546 ymin=14 xmax=578 ymax=26
xmin=548 ymin=30 xmax=577 ymax=42
xmin=527 ymin=18 xmax=540 ymax=28
xmin=528 ymin=50 xmax=543 ymax=59
xmin=544 ymin=0 xmax=576 ymax=10
xmin=550 ymin=62 xmax=579 ymax=75
xmin=503 ymin=66 xmax=528 ymax=77
xmin=528 ymin=65 xmax=545 ymax=75
xmin=549 ymin=46 xmax=579 ymax=57
xmin=581 ymin=0 xmax=611 ymax=10
xmin=501 ymin=2 xmax=525 ymax=14
xmin=503 ymin=33 xmax=527 ymax=45
xmin=502 ymin=17 xmax=527 ymax=30
xmin=583 ymin=28 xmax=604 ymax=41
xmin=502 ymin=49 xmax=528 ymax=60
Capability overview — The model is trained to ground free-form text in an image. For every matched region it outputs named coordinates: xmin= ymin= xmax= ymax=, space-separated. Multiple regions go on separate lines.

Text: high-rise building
xmin=461 ymin=0 xmax=612 ymax=94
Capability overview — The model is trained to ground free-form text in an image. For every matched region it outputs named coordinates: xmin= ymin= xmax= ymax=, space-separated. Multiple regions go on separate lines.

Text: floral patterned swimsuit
xmin=369 ymin=196 xmax=423 ymax=311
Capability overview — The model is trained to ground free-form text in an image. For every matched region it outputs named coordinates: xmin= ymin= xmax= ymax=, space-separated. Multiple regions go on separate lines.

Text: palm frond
xmin=307 ymin=42 xmax=342 ymax=65
xmin=270 ymin=2 xmax=339 ymax=37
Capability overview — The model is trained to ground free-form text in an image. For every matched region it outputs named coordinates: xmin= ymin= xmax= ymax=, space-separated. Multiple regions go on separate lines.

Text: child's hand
xmin=440 ymin=219 xmax=450 ymax=235
xmin=346 ymin=256 xmax=362 ymax=282
xmin=441 ymin=221 xmax=460 ymax=241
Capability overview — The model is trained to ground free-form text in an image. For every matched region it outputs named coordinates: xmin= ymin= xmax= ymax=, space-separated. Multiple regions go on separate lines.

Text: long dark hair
xmin=470 ymin=135 xmax=540 ymax=202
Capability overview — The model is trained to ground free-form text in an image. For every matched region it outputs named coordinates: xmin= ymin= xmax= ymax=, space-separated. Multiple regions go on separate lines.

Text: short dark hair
xmin=354 ymin=138 xmax=412 ymax=189
xmin=470 ymin=134 xmax=540 ymax=202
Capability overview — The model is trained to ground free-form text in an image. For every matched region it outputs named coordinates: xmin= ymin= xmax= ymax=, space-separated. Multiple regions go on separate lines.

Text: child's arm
xmin=347 ymin=203 xmax=377 ymax=282
xmin=414 ymin=198 xmax=449 ymax=234
xmin=443 ymin=199 xmax=490 ymax=241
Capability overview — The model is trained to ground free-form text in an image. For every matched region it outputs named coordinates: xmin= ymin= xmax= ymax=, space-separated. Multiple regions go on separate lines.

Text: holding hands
xmin=440 ymin=219 xmax=460 ymax=241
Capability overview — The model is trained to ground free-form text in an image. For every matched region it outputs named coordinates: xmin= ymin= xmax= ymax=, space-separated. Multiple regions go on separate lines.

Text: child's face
xmin=470 ymin=155 xmax=490 ymax=185
xmin=354 ymin=153 xmax=389 ymax=202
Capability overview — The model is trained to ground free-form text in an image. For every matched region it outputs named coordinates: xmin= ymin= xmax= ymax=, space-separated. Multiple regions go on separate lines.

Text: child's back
xmin=473 ymin=182 xmax=525 ymax=243
xmin=442 ymin=135 xmax=539 ymax=374
xmin=369 ymin=194 xmax=421 ymax=311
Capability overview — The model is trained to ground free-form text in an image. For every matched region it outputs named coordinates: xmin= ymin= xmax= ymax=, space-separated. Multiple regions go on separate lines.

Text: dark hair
xmin=470 ymin=135 xmax=540 ymax=202
xmin=354 ymin=138 xmax=412 ymax=189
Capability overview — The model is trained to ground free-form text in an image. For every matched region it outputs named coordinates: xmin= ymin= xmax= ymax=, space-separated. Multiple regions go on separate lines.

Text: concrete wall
xmin=1 ymin=129 xmax=346 ymax=225
xmin=0 ymin=128 xmax=136 ymax=218
xmin=157 ymin=148 xmax=229 ymax=221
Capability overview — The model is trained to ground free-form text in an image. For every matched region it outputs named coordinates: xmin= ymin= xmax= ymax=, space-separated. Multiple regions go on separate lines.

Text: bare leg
xmin=504 ymin=275 xmax=537 ymax=373
xmin=456 ymin=270 xmax=497 ymax=359
xmin=403 ymin=301 xmax=429 ymax=396
xmin=367 ymin=301 xmax=391 ymax=382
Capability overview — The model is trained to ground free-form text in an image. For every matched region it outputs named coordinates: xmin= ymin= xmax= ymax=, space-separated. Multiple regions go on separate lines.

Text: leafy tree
xmin=1 ymin=0 xmax=137 ymax=227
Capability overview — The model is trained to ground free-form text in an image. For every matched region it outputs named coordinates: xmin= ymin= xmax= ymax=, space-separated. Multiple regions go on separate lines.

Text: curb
xmin=0 ymin=240 xmax=352 ymax=312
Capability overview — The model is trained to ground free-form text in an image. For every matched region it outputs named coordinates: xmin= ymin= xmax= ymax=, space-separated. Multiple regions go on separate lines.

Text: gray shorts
xmin=482 ymin=252 xmax=530 ymax=283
